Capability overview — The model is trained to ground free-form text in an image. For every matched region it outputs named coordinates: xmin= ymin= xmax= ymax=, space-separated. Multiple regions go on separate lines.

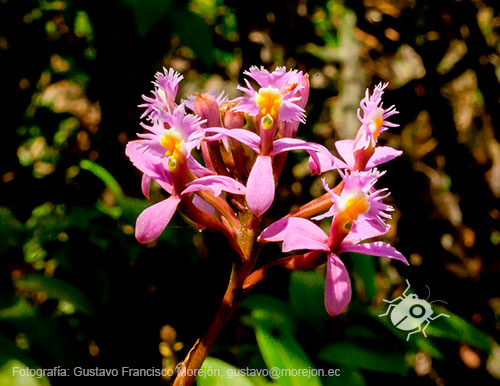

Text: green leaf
xmin=122 ymin=0 xmax=173 ymax=37
xmin=0 ymin=334 xmax=50 ymax=386
xmin=255 ymin=328 xmax=322 ymax=386
xmin=0 ymin=207 xmax=25 ymax=255
xmin=118 ymin=196 xmax=149 ymax=224
xmin=197 ymin=357 xmax=254 ymax=386
xmin=0 ymin=299 xmax=36 ymax=320
xmin=425 ymin=306 xmax=495 ymax=352
xmin=289 ymin=270 xmax=328 ymax=329
xmin=242 ymin=295 xmax=321 ymax=386
xmin=0 ymin=334 xmax=38 ymax=369
xmin=318 ymin=342 xmax=408 ymax=376
xmin=348 ymin=253 xmax=376 ymax=302
xmin=80 ymin=160 xmax=123 ymax=200
xmin=372 ymin=305 xmax=496 ymax=354
xmin=413 ymin=337 xmax=444 ymax=359
xmin=325 ymin=367 xmax=365 ymax=386
xmin=0 ymin=359 xmax=51 ymax=386
xmin=169 ymin=5 xmax=214 ymax=68
xmin=14 ymin=274 xmax=95 ymax=315
xmin=241 ymin=295 xmax=295 ymax=333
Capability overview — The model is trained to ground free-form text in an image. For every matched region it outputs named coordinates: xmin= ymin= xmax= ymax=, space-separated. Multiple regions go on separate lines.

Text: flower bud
xmin=223 ymin=107 xmax=244 ymax=129
xmin=193 ymin=93 xmax=220 ymax=127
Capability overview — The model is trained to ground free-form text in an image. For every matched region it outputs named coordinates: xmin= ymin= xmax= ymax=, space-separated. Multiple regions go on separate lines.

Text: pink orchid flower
xmin=203 ymin=66 xmax=339 ymax=216
xmin=348 ymin=83 xmax=401 ymax=171
xmin=312 ymin=83 xmax=402 ymax=174
xmin=259 ymin=170 xmax=408 ymax=316
xmin=140 ymin=67 xmax=184 ymax=120
xmin=127 ymin=82 xmax=246 ymax=243
xmin=125 ymin=145 xmax=246 ymax=243
xmin=205 ymin=127 xmax=340 ymax=216
xmin=233 ymin=66 xmax=307 ymax=128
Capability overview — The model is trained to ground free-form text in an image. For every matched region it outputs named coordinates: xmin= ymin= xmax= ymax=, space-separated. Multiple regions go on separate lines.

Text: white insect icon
xmin=379 ymin=279 xmax=450 ymax=341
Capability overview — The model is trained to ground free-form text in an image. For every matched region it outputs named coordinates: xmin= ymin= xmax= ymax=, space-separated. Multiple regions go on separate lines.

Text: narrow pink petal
xmin=192 ymin=194 xmax=215 ymax=216
xmin=365 ymin=146 xmax=403 ymax=169
xmin=311 ymin=205 xmax=336 ymax=221
xmin=324 ymin=253 xmax=352 ymax=316
xmin=205 ymin=128 xmax=261 ymax=153
xmin=342 ymin=220 xmax=389 ymax=245
xmin=141 ymin=174 xmax=151 ymax=199
xmin=270 ymin=137 xmax=318 ymax=156
xmin=192 ymin=194 xmax=215 ymax=230
xmin=246 ymin=155 xmax=275 ymax=216
xmin=126 ymin=142 xmax=173 ymax=194
xmin=182 ymin=175 xmax=246 ymax=196
xmin=135 ymin=195 xmax=181 ymax=243
xmin=335 ymin=139 xmax=355 ymax=169
xmin=271 ymin=138 xmax=345 ymax=174
xmin=259 ymin=217 xmax=329 ymax=252
xmin=187 ymin=156 xmax=215 ymax=177
xmin=308 ymin=148 xmax=347 ymax=175
xmin=340 ymin=241 xmax=409 ymax=265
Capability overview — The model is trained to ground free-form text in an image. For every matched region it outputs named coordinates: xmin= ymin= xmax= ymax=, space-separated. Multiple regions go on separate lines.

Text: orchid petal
xmin=183 ymin=175 xmax=246 ymax=197
xmin=335 ymin=139 xmax=355 ymax=169
xmin=205 ymin=128 xmax=261 ymax=153
xmin=192 ymin=194 xmax=216 ymax=216
xmin=340 ymin=241 xmax=408 ymax=265
xmin=271 ymin=138 xmax=344 ymax=174
xmin=141 ymin=174 xmax=151 ymax=199
xmin=135 ymin=195 xmax=181 ymax=243
xmin=246 ymin=155 xmax=275 ymax=216
xmin=365 ymin=146 xmax=403 ymax=169
xmin=342 ymin=220 xmax=389 ymax=245
xmin=259 ymin=217 xmax=329 ymax=252
xmin=311 ymin=205 xmax=337 ymax=221
xmin=324 ymin=253 xmax=352 ymax=316
xmin=187 ymin=156 xmax=215 ymax=177
xmin=125 ymin=141 xmax=173 ymax=194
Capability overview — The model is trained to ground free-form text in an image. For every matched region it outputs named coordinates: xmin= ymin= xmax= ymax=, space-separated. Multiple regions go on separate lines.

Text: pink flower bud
xmin=223 ymin=107 xmax=244 ymax=129
xmin=194 ymin=93 xmax=221 ymax=128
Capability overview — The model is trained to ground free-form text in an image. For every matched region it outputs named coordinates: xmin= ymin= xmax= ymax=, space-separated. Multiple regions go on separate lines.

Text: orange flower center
xmin=341 ymin=196 xmax=369 ymax=222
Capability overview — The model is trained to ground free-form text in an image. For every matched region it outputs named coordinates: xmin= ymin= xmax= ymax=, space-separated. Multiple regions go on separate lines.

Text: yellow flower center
xmin=160 ymin=130 xmax=185 ymax=171
xmin=257 ymin=87 xmax=281 ymax=121
xmin=338 ymin=195 xmax=370 ymax=223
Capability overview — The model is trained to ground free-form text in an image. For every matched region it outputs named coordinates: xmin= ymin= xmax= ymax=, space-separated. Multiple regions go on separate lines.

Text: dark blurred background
xmin=1 ymin=0 xmax=500 ymax=385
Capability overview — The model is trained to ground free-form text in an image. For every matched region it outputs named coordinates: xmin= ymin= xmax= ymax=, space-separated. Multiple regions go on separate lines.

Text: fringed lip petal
xmin=205 ymin=127 xmax=261 ymax=153
xmin=135 ymin=195 xmax=181 ymax=243
xmin=324 ymin=253 xmax=352 ymax=316
xmin=246 ymin=155 xmax=275 ymax=216
xmin=340 ymin=241 xmax=409 ymax=265
xmin=259 ymin=217 xmax=330 ymax=252
xmin=365 ymin=146 xmax=403 ymax=169
xmin=183 ymin=175 xmax=246 ymax=197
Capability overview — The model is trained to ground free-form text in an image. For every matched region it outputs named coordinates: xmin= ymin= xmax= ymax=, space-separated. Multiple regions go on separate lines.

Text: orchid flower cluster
xmin=126 ymin=66 xmax=408 ymax=321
